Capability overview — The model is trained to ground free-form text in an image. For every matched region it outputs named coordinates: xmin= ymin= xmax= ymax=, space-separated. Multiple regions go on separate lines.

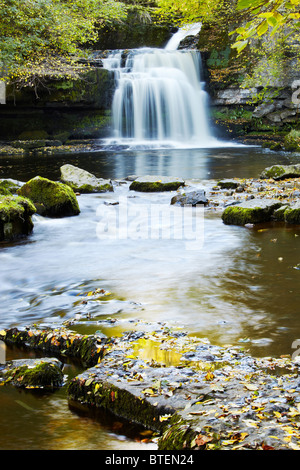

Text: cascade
xmin=102 ymin=24 xmax=216 ymax=148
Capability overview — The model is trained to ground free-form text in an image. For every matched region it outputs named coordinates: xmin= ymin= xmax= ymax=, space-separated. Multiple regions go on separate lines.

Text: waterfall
xmin=102 ymin=24 xmax=216 ymax=148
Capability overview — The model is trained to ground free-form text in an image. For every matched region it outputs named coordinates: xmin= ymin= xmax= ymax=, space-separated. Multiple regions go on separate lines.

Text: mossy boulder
xmin=0 ymin=180 xmax=20 ymax=196
xmin=0 ymin=195 xmax=36 ymax=241
xmin=260 ymin=164 xmax=300 ymax=180
xmin=130 ymin=176 xmax=185 ymax=192
xmin=18 ymin=176 xmax=80 ymax=217
xmin=217 ymin=180 xmax=239 ymax=190
xmin=284 ymin=129 xmax=300 ymax=151
xmin=283 ymin=202 xmax=300 ymax=224
xmin=60 ymin=164 xmax=113 ymax=193
xmin=222 ymin=199 xmax=282 ymax=225
xmin=1 ymin=358 xmax=64 ymax=389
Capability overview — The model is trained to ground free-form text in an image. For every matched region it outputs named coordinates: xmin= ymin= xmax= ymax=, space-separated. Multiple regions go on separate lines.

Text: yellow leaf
xmin=244 ymin=384 xmax=258 ymax=391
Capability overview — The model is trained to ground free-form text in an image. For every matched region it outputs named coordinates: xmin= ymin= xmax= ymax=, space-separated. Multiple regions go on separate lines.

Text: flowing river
xmin=0 ymin=24 xmax=300 ymax=450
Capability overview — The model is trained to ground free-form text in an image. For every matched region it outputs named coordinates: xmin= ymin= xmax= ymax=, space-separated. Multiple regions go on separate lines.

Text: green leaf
xmin=257 ymin=19 xmax=269 ymax=36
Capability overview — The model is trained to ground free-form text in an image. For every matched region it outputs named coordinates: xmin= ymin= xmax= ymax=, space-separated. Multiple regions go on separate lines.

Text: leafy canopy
xmin=231 ymin=0 xmax=300 ymax=53
xmin=0 ymin=0 xmax=127 ymax=85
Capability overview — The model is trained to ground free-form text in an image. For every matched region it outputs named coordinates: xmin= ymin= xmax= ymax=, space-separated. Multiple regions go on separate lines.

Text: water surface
xmin=1 ymin=145 xmax=300 ymax=450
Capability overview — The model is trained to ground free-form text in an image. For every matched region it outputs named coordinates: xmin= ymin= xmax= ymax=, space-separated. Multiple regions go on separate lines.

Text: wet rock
xmin=0 ymin=195 xmax=36 ymax=241
xmin=260 ymin=164 xmax=300 ymax=180
xmin=283 ymin=202 xmax=300 ymax=224
xmin=0 ymin=180 xmax=20 ymax=196
xmin=129 ymin=176 xmax=185 ymax=192
xmin=222 ymin=199 xmax=282 ymax=225
xmin=2 ymin=325 xmax=300 ymax=450
xmin=170 ymin=189 xmax=208 ymax=206
xmin=0 ymin=327 xmax=109 ymax=368
xmin=217 ymin=180 xmax=239 ymax=190
xmin=60 ymin=164 xmax=114 ymax=193
xmin=0 ymin=357 xmax=64 ymax=389
xmin=18 ymin=176 xmax=80 ymax=217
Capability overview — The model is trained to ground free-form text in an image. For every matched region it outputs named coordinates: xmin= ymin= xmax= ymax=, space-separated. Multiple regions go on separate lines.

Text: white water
xmin=102 ymin=24 xmax=219 ymax=149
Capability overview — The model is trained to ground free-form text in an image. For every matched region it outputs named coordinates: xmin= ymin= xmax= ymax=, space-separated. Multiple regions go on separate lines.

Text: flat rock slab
xmin=67 ymin=328 xmax=300 ymax=450
xmin=0 ymin=357 xmax=64 ymax=389
xmin=129 ymin=176 xmax=185 ymax=192
xmin=221 ymin=199 xmax=283 ymax=225
xmin=260 ymin=164 xmax=300 ymax=180
xmin=60 ymin=164 xmax=114 ymax=193
xmin=3 ymin=325 xmax=300 ymax=449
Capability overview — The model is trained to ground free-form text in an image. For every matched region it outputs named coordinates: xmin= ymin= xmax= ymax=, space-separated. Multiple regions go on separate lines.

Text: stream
xmin=0 ymin=145 xmax=300 ymax=450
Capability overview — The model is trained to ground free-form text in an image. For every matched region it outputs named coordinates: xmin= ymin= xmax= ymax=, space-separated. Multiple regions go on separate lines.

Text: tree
xmin=0 ymin=0 xmax=127 ymax=87
xmin=231 ymin=0 xmax=300 ymax=53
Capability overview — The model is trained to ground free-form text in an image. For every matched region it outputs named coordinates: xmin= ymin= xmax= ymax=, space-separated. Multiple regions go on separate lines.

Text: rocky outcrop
xmin=260 ymin=164 xmax=300 ymax=180
xmin=60 ymin=164 xmax=113 ymax=193
xmin=171 ymin=189 xmax=208 ymax=206
xmin=221 ymin=199 xmax=282 ymax=225
xmin=2 ymin=325 xmax=300 ymax=450
xmin=130 ymin=176 xmax=185 ymax=192
xmin=17 ymin=176 xmax=80 ymax=217
xmin=0 ymin=195 xmax=36 ymax=241
xmin=0 ymin=357 xmax=64 ymax=389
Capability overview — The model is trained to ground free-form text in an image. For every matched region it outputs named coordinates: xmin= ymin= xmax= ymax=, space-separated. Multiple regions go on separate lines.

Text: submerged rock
xmin=260 ymin=164 xmax=300 ymax=180
xmin=0 ymin=195 xmax=36 ymax=241
xmin=171 ymin=189 xmax=208 ymax=206
xmin=18 ymin=176 xmax=80 ymax=217
xmin=60 ymin=164 xmax=113 ymax=193
xmin=0 ymin=357 xmax=64 ymax=389
xmin=130 ymin=176 xmax=185 ymax=192
xmin=222 ymin=199 xmax=282 ymax=225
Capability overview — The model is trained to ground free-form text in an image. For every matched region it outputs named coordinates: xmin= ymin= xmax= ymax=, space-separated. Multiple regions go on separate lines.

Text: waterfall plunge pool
xmin=0 ymin=145 xmax=300 ymax=450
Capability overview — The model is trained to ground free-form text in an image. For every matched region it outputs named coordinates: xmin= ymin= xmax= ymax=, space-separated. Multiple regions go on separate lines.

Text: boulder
xmin=0 ymin=179 xmax=20 ymax=196
xmin=0 ymin=195 xmax=36 ymax=241
xmin=222 ymin=199 xmax=282 ymax=225
xmin=260 ymin=164 xmax=300 ymax=180
xmin=0 ymin=357 xmax=64 ymax=389
xmin=130 ymin=175 xmax=185 ymax=192
xmin=18 ymin=176 xmax=80 ymax=217
xmin=217 ymin=180 xmax=239 ymax=190
xmin=171 ymin=189 xmax=208 ymax=206
xmin=283 ymin=202 xmax=300 ymax=224
xmin=60 ymin=164 xmax=113 ymax=193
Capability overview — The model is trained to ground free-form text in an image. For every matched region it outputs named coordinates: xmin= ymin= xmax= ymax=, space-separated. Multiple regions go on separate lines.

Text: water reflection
xmin=1 ymin=146 xmax=299 ymax=182
xmin=1 ymin=145 xmax=300 ymax=450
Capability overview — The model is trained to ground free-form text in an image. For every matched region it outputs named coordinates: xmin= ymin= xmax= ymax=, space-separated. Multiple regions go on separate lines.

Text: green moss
xmin=67 ymin=377 xmax=172 ymax=433
xmin=0 ymin=195 xmax=36 ymax=241
xmin=0 ymin=180 xmax=20 ymax=196
xmin=4 ymin=361 xmax=64 ymax=389
xmin=284 ymin=129 xmax=300 ymax=151
xmin=18 ymin=176 xmax=80 ymax=217
xmin=217 ymin=180 xmax=239 ymax=189
xmin=222 ymin=201 xmax=282 ymax=225
xmin=130 ymin=180 xmax=184 ymax=192
xmin=284 ymin=205 xmax=300 ymax=224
